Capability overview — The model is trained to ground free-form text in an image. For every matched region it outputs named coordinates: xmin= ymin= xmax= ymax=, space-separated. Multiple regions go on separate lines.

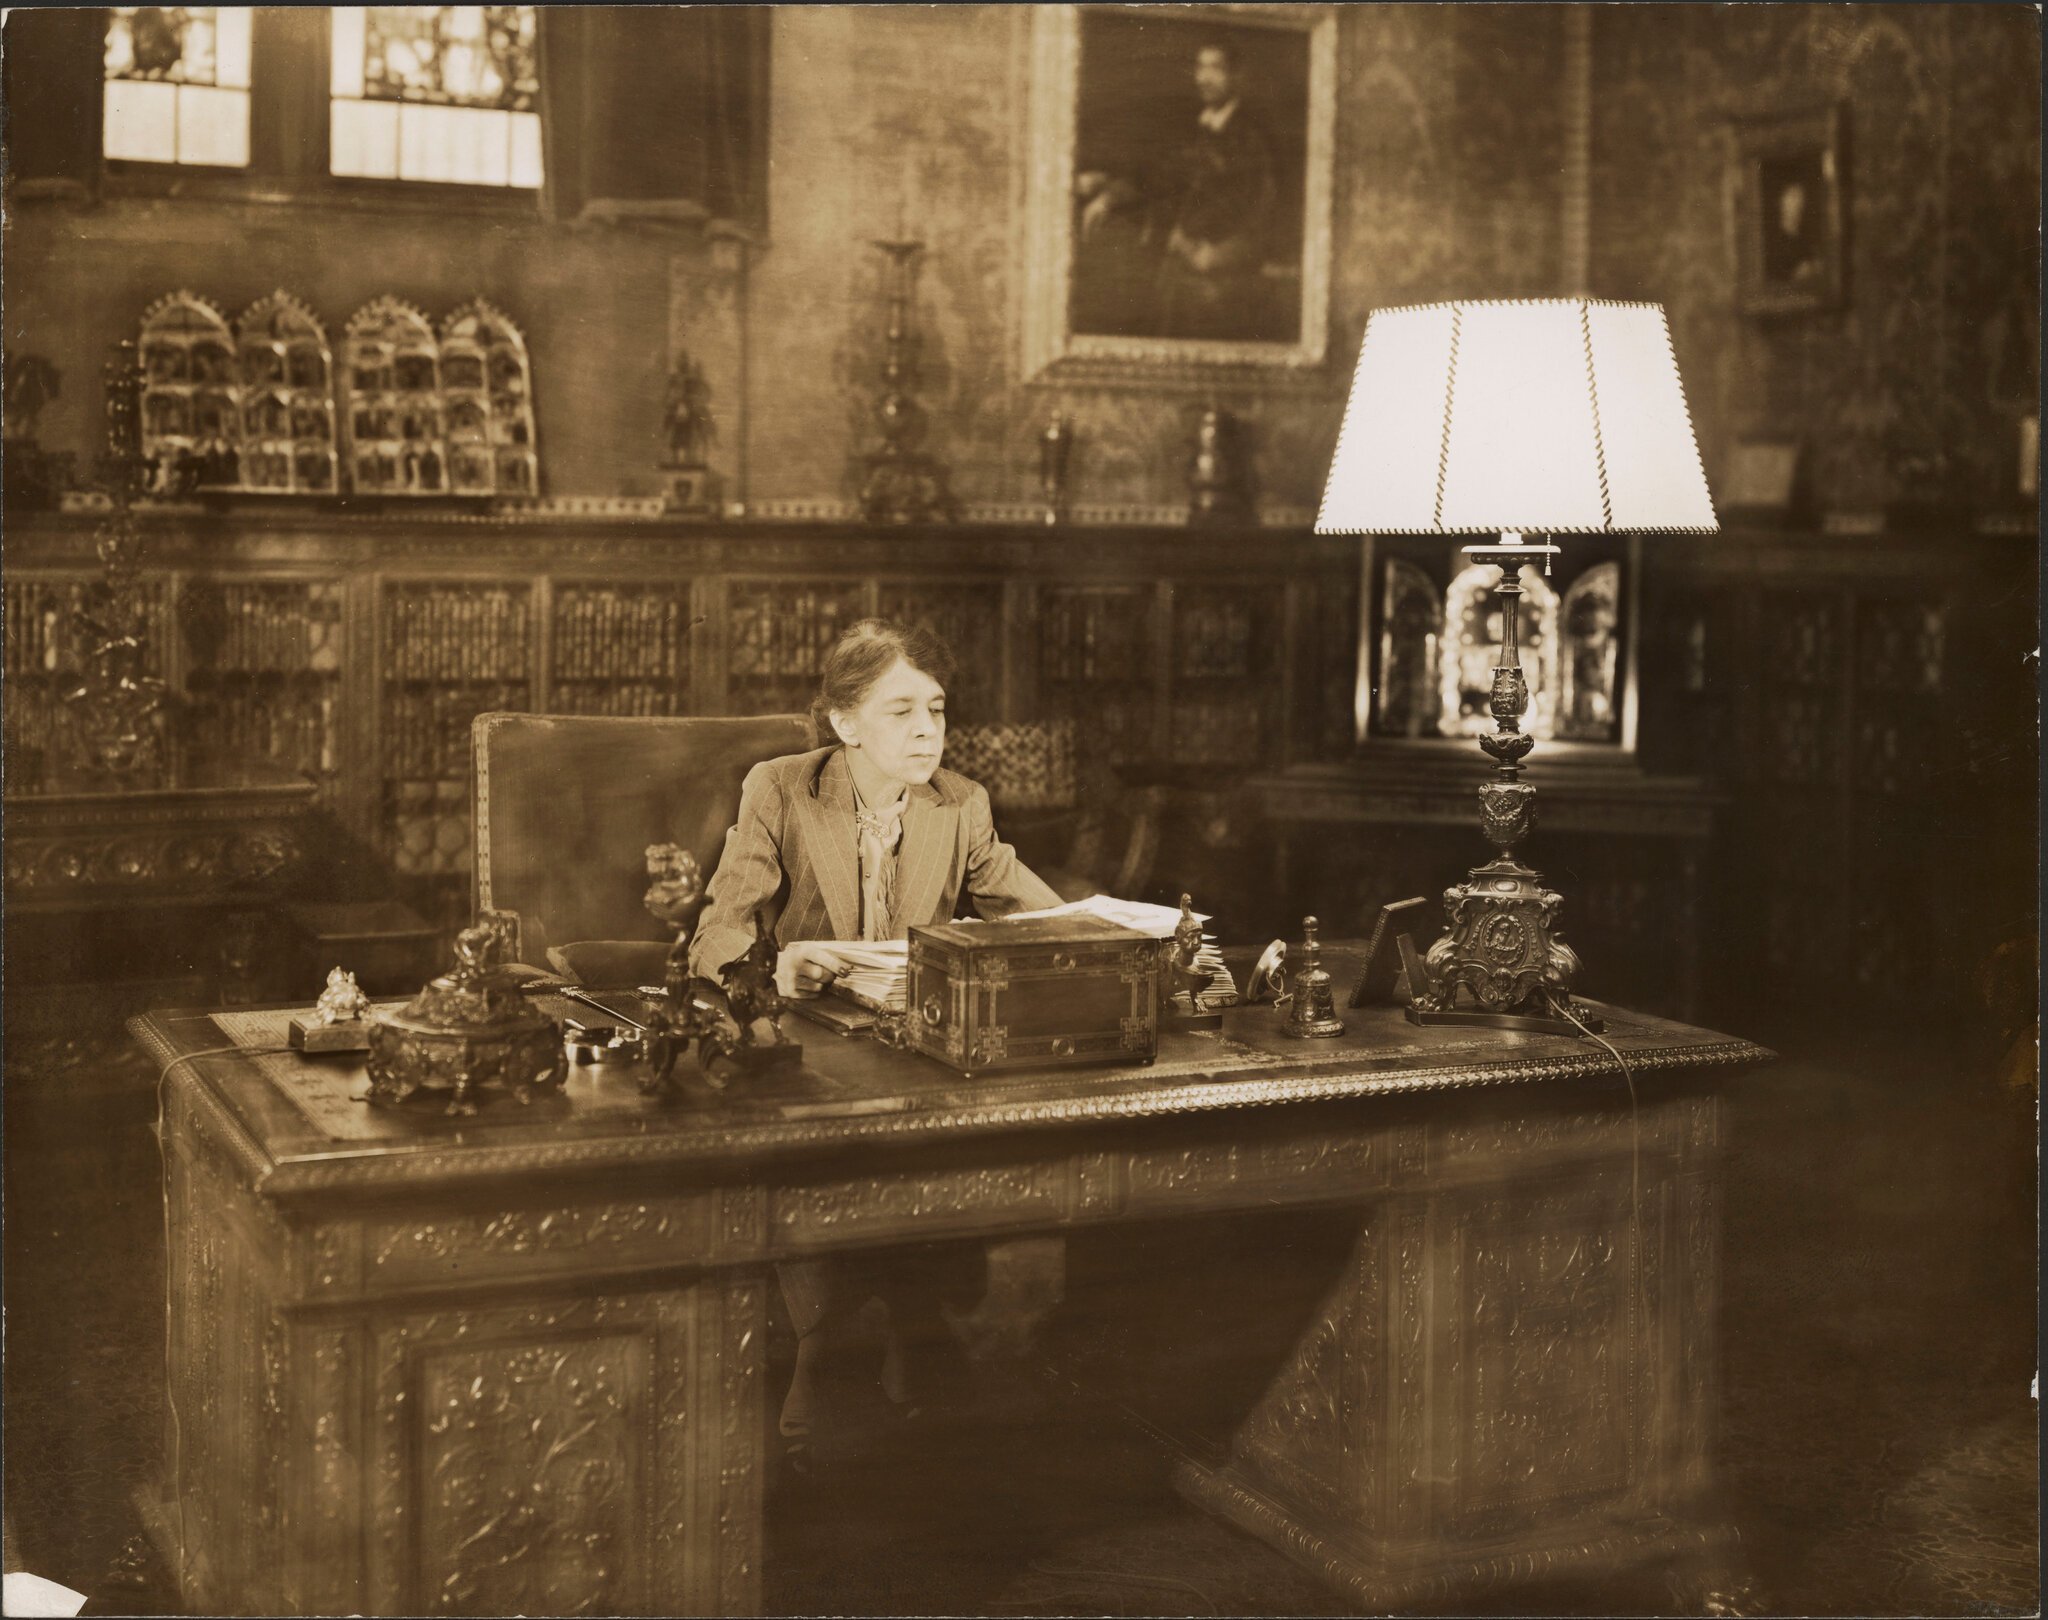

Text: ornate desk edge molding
xmin=239 ymin=1036 xmax=1775 ymax=1201
xmin=127 ymin=1014 xmax=283 ymax=1193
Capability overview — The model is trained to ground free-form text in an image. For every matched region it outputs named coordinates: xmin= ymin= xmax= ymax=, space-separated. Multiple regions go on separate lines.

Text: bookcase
xmin=4 ymin=509 xmax=1358 ymax=930
xmin=1634 ymin=527 xmax=2034 ymax=1024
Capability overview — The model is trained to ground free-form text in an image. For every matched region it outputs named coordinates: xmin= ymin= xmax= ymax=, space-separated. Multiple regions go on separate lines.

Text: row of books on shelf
xmin=728 ymin=595 xmax=861 ymax=680
xmin=549 ymin=682 xmax=694 ymax=717
xmin=1040 ymin=596 xmax=1153 ymax=683
xmin=188 ymin=692 xmax=338 ymax=777
xmin=383 ymin=683 xmax=528 ymax=779
xmin=553 ymin=591 xmax=694 ymax=681
xmin=385 ymin=589 xmax=532 ymax=681
xmin=189 ymin=586 xmax=344 ymax=676
xmin=5 ymin=585 xmax=167 ymax=678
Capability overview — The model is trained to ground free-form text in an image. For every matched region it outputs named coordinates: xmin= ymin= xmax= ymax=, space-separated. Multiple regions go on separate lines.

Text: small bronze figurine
xmin=1164 ymin=892 xmax=1224 ymax=1030
xmin=700 ymin=915 xmax=803 ymax=1074
xmin=1281 ymin=916 xmax=1346 ymax=1040
xmin=289 ymin=967 xmax=375 ymax=1053
xmin=312 ymin=967 xmax=371 ymax=1026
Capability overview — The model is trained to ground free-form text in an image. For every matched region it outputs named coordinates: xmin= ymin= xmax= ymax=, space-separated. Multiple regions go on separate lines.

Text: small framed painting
xmin=1021 ymin=4 xmax=1337 ymax=378
xmin=1734 ymin=106 xmax=1846 ymax=317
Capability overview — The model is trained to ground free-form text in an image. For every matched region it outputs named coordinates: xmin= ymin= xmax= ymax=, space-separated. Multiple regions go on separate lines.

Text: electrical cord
xmin=1544 ymin=991 xmax=1643 ymax=1485
xmin=154 ymin=1042 xmax=292 ymax=1597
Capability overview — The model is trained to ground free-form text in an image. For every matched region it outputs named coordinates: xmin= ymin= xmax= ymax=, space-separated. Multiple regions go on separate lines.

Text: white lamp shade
xmin=1317 ymin=298 xmax=1717 ymax=535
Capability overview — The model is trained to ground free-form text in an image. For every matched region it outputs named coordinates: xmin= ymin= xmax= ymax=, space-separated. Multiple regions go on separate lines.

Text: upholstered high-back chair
xmin=472 ymin=711 xmax=812 ymax=980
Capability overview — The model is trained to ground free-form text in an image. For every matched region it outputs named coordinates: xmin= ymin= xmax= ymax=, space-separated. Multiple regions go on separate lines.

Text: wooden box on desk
xmin=905 ymin=916 xmax=1160 ymax=1076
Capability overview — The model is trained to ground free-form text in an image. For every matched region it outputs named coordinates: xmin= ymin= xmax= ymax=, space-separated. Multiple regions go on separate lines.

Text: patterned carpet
xmin=3 ymin=1019 xmax=2037 ymax=1616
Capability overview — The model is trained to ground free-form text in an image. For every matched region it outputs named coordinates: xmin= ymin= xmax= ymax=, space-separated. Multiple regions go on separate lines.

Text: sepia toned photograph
xmin=1 ymin=5 xmax=2039 ymax=1620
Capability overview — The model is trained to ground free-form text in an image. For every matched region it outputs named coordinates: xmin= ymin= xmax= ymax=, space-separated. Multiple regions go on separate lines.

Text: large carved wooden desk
xmin=132 ymin=986 xmax=1770 ymax=1617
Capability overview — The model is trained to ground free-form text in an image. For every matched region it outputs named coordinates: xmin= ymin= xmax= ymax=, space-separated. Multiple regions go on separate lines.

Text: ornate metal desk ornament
xmin=703 ymin=916 xmax=803 ymax=1074
xmin=290 ymin=967 xmax=374 ymax=1053
xmin=1244 ymin=938 xmax=1289 ymax=1004
xmin=1164 ymin=892 xmax=1224 ymax=1030
xmin=1280 ymin=916 xmax=1345 ymax=1040
xmin=629 ymin=842 xmax=733 ymax=1095
xmin=636 ymin=907 xmax=805 ymax=1089
xmin=366 ymin=924 xmax=568 ymax=1116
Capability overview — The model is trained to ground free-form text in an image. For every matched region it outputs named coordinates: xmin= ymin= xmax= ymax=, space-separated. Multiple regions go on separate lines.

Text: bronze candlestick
xmin=1407 ymin=533 xmax=1600 ymax=1035
xmin=1039 ymin=413 xmax=1072 ymax=524
xmin=859 ymin=238 xmax=955 ymax=524
xmin=61 ymin=341 xmax=168 ymax=781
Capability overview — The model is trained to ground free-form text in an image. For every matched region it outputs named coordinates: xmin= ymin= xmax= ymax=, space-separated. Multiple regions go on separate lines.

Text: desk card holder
xmin=1348 ymin=897 xmax=1430 ymax=1008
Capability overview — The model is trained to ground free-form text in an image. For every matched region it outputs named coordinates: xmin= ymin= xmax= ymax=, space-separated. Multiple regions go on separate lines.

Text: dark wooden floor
xmin=3 ymin=1011 xmax=2038 ymax=1616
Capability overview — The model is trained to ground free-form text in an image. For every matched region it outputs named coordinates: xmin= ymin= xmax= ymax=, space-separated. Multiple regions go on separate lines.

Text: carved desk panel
xmin=133 ymin=985 xmax=1768 ymax=1617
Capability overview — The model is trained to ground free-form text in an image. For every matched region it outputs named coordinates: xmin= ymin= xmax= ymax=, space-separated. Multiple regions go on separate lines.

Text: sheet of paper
xmin=1004 ymin=893 xmax=1209 ymax=937
xmin=2 ymin=1572 xmax=89 ymax=1618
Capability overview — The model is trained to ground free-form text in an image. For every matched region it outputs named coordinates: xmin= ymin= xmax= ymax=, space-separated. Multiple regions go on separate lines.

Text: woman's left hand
xmin=776 ymin=941 xmax=841 ymax=999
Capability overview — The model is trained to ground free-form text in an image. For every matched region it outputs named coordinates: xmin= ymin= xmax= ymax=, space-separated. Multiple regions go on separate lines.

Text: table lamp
xmin=1316 ymin=298 xmax=1716 ymax=1032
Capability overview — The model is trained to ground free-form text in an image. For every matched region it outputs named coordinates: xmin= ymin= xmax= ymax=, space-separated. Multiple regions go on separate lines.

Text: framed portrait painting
xmin=1733 ymin=106 xmax=1846 ymax=316
xmin=1022 ymin=4 xmax=1337 ymax=377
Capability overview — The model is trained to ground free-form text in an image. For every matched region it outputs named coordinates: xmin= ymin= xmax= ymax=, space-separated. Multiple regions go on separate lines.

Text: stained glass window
xmin=330 ymin=7 xmax=543 ymax=188
xmin=103 ymin=7 xmax=252 ymax=167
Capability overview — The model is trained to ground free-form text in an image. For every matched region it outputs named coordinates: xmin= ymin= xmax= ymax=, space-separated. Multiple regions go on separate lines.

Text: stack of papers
xmin=813 ymin=940 xmax=910 ymax=1012
xmin=1180 ymin=937 xmax=1240 ymax=1010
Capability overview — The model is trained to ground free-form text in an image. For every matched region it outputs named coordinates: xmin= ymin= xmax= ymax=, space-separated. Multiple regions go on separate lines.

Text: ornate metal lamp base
xmin=1406 ymin=855 xmax=1601 ymax=1035
xmin=1404 ymin=533 xmax=1604 ymax=1038
xmin=1406 ymin=1001 xmax=1602 ymax=1037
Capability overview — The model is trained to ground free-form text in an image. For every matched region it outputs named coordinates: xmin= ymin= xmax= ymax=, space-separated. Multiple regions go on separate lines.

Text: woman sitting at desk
xmin=689 ymin=617 xmax=1061 ymax=1464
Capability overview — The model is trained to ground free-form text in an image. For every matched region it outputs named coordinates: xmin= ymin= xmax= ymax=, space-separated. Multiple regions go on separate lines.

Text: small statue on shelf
xmin=1184 ymin=403 xmax=1253 ymax=525
xmin=664 ymin=356 xmax=717 ymax=467
xmin=662 ymin=355 xmax=723 ymax=515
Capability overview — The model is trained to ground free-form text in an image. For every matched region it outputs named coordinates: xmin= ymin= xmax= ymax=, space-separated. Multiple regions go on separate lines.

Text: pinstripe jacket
xmin=687 ymin=746 xmax=1062 ymax=980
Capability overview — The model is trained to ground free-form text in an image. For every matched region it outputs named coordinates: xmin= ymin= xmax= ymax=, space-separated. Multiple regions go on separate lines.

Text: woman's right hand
xmin=776 ymin=941 xmax=840 ymax=1000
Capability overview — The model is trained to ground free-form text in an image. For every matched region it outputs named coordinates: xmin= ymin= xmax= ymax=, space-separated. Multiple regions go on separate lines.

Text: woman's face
xmin=833 ymin=656 xmax=946 ymax=788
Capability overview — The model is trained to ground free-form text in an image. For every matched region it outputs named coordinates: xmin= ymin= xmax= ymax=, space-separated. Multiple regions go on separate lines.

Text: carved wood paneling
xmin=367 ymin=1197 xmax=712 ymax=1289
xmin=1449 ymin=1180 xmax=1635 ymax=1527
xmin=367 ymin=1291 xmax=707 ymax=1617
